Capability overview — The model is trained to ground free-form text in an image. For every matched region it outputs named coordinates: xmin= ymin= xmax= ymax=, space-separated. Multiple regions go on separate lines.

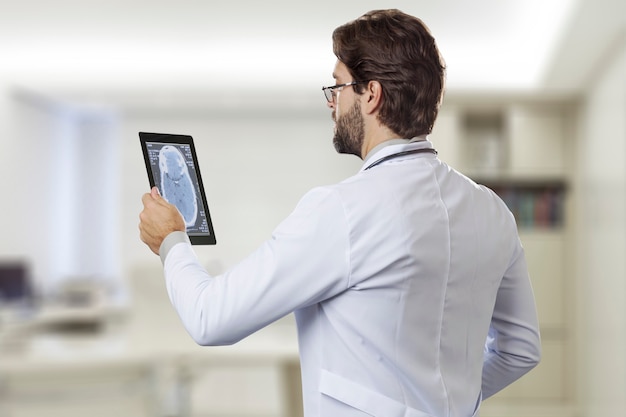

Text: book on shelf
xmin=482 ymin=183 xmax=565 ymax=229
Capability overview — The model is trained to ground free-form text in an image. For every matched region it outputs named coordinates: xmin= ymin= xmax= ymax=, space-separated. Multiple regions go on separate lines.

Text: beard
xmin=333 ymin=98 xmax=365 ymax=157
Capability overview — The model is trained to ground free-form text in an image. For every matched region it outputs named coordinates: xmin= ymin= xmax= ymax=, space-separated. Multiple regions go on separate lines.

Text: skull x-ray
xmin=143 ymin=141 xmax=211 ymax=237
xmin=159 ymin=145 xmax=198 ymax=226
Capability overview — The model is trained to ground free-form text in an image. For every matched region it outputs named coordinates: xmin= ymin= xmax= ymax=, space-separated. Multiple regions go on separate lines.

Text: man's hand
xmin=139 ymin=187 xmax=186 ymax=255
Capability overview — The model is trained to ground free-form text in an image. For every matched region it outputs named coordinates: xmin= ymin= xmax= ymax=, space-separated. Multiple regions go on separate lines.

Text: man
xmin=140 ymin=9 xmax=541 ymax=417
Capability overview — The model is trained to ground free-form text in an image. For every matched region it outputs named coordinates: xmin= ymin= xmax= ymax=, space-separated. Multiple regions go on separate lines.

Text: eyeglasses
xmin=322 ymin=81 xmax=368 ymax=102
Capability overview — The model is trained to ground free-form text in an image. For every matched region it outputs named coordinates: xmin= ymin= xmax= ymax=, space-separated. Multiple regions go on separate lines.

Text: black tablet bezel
xmin=139 ymin=132 xmax=216 ymax=245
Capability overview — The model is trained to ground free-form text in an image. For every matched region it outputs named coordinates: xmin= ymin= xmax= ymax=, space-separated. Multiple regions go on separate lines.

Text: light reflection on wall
xmin=10 ymin=90 xmax=124 ymax=303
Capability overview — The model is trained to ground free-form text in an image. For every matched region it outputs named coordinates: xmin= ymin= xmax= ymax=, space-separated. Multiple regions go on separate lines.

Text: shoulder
xmin=273 ymin=185 xmax=348 ymax=236
xmin=296 ymin=185 xmax=345 ymax=212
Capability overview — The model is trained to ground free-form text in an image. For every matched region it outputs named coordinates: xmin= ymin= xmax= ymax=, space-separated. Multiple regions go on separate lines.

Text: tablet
xmin=139 ymin=132 xmax=216 ymax=245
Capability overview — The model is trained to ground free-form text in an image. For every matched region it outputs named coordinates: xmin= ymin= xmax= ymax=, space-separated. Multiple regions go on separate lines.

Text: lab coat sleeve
xmin=481 ymin=240 xmax=541 ymax=398
xmin=162 ymin=186 xmax=351 ymax=346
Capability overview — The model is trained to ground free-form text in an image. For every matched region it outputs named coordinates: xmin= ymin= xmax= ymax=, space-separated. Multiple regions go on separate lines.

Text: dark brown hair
xmin=332 ymin=9 xmax=446 ymax=137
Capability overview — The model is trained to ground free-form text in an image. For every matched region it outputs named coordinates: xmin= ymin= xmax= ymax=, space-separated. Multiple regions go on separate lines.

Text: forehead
xmin=332 ymin=60 xmax=350 ymax=81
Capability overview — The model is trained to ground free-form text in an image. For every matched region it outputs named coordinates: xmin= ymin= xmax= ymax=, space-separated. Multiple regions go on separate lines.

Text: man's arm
xmin=140 ymin=186 xmax=352 ymax=346
xmin=482 ymin=242 xmax=542 ymax=399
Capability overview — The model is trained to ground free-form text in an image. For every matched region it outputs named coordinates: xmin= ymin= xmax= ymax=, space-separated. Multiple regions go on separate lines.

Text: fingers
xmin=139 ymin=193 xmax=153 ymax=223
xmin=141 ymin=192 xmax=154 ymax=208
xmin=138 ymin=211 xmax=161 ymax=255
xmin=138 ymin=222 xmax=160 ymax=255
xmin=142 ymin=188 xmax=161 ymax=204
xmin=141 ymin=189 xmax=168 ymax=213
xmin=139 ymin=192 xmax=161 ymax=255
xmin=139 ymin=187 xmax=186 ymax=256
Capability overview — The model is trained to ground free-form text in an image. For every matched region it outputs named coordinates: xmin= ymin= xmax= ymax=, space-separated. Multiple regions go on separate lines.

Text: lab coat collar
xmin=360 ymin=136 xmax=434 ymax=173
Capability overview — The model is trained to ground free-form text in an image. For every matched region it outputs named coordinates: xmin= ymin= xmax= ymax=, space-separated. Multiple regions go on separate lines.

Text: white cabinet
xmin=507 ymin=105 xmax=566 ymax=178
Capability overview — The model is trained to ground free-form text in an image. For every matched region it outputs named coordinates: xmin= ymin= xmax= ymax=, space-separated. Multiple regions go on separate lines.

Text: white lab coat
xmin=162 ymin=139 xmax=541 ymax=417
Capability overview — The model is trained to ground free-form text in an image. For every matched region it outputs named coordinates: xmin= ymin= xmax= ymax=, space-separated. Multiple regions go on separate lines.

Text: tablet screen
xmin=140 ymin=132 xmax=216 ymax=245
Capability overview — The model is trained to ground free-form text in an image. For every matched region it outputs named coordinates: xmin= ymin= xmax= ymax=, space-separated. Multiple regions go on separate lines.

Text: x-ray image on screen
xmin=159 ymin=145 xmax=198 ymax=226
xmin=145 ymin=142 xmax=210 ymax=235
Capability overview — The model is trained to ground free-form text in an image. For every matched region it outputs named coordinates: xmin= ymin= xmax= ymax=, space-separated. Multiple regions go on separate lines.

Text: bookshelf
xmin=475 ymin=179 xmax=566 ymax=229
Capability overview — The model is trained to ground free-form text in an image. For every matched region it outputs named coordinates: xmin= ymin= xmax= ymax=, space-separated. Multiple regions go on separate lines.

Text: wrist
xmin=159 ymin=231 xmax=191 ymax=264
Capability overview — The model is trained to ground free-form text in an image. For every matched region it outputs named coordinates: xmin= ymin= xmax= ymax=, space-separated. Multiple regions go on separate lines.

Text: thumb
xmin=151 ymin=186 xmax=161 ymax=199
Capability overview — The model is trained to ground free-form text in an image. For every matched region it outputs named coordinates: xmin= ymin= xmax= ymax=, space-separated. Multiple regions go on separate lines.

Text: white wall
xmin=575 ymin=36 xmax=626 ymax=416
xmin=0 ymin=89 xmax=364 ymax=301
xmin=0 ymin=92 xmax=123 ymax=299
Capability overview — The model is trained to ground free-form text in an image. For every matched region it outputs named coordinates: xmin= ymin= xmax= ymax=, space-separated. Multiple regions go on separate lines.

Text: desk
xmin=0 ymin=313 xmax=301 ymax=417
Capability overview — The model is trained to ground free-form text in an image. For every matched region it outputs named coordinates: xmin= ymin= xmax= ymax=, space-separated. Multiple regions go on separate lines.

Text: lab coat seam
xmin=430 ymin=159 xmax=453 ymax=417
xmin=466 ymin=183 xmax=482 ymax=405
xmin=394 ymin=279 xmax=411 ymax=407
xmin=386 ymin=176 xmax=415 ymax=407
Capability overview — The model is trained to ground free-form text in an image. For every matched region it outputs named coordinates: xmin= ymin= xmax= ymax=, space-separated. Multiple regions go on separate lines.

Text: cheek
xmin=335 ymin=91 xmax=341 ymax=120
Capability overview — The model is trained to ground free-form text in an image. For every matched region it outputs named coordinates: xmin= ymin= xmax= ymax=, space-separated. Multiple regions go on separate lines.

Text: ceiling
xmin=0 ymin=0 xmax=624 ymax=104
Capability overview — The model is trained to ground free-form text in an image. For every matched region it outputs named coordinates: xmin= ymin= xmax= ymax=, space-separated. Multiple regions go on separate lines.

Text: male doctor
xmin=140 ymin=9 xmax=541 ymax=417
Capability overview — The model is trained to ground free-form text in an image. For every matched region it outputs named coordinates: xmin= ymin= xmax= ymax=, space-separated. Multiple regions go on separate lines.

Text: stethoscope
xmin=364 ymin=147 xmax=438 ymax=170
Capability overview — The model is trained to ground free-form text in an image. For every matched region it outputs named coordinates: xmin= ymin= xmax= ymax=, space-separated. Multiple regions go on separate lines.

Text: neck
xmin=360 ymin=125 xmax=401 ymax=159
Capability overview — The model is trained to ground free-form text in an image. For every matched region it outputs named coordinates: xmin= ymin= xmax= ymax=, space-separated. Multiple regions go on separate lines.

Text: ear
xmin=362 ymin=80 xmax=383 ymax=115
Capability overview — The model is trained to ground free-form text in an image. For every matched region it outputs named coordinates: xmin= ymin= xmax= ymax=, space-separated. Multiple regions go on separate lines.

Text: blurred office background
xmin=0 ymin=0 xmax=624 ymax=416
